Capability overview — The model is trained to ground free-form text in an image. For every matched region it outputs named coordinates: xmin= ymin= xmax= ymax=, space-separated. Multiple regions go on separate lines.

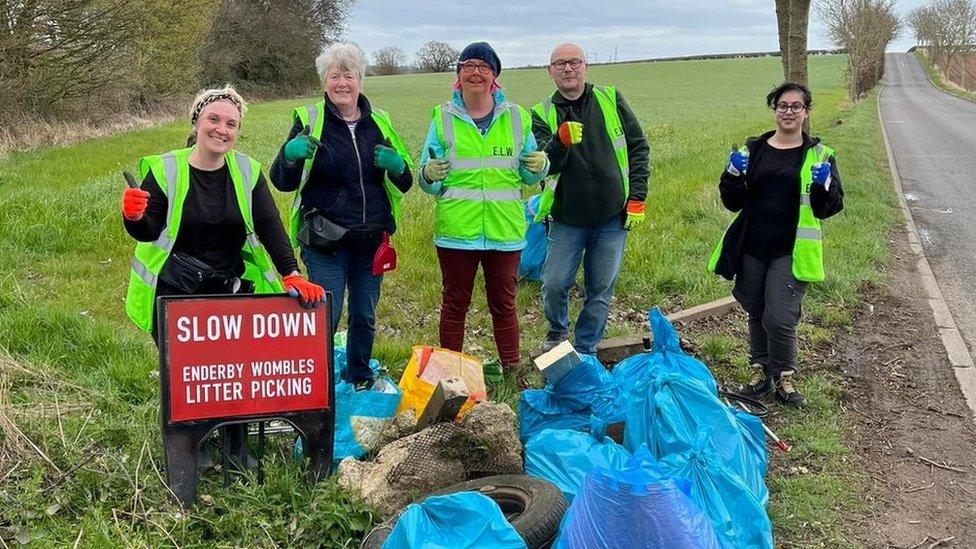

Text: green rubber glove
xmin=519 ymin=151 xmax=547 ymax=174
xmin=283 ymin=127 xmax=320 ymax=163
xmin=373 ymin=138 xmax=406 ymax=176
xmin=423 ymin=146 xmax=451 ymax=182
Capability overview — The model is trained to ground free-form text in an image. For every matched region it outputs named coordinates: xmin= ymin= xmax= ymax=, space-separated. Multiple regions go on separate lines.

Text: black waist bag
xmin=298 ymin=210 xmax=349 ymax=252
xmin=159 ymin=252 xmax=229 ymax=294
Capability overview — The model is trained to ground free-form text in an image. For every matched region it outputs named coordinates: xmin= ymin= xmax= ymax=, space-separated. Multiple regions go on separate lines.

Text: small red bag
xmin=372 ymin=232 xmax=397 ymax=275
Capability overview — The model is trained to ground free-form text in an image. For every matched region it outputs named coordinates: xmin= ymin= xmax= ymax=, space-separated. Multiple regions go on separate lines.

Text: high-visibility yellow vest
xmin=709 ymin=143 xmax=834 ymax=282
xmin=288 ymin=101 xmax=412 ymax=248
xmin=531 ymin=85 xmax=630 ymax=222
xmin=124 ymin=148 xmax=284 ymax=332
xmin=430 ymin=101 xmax=532 ymax=247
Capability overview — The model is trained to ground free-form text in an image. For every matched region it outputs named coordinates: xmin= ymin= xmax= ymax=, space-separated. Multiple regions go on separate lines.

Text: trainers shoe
xmin=539 ymin=331 xmax=568 ymax=354
xmin=774 ymin=374 xmax=806 ymax=407
xmin=739 ymin=371 xmax=774 ymax=400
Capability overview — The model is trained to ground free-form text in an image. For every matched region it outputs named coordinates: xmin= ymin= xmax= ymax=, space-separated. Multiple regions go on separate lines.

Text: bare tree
xmin=372 ymin=46 xmax=406 ymax=75
xmin=0 ymin=0 xmax=140 ymax=112
xmin=776 ymin=0 xmax=813 ymax=85
xmin=907 ymin=6 xmax=937 ymax=47
xmin=818 ymin=0 xmax=901 ymax=100
xmin=908 ymin=0 xmax=976 ymax=88
xmin=415 ymin=41 xmax=459 ymax=72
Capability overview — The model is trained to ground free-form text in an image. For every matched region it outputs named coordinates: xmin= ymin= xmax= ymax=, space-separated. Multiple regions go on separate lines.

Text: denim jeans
xmin=301 ymin=244 xmax=383 ymax=384
xmin=541 ymin=217 xmax=628 ymax=354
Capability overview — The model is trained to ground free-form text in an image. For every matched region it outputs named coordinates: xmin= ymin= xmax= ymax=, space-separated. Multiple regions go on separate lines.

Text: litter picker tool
xmin=720 ymin=389 xmax=791 ymax=453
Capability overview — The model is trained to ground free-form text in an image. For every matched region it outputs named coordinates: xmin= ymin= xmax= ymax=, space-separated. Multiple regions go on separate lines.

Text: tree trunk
xmin=776 ymin=0 xmax=792 ymax=81
xmin=776 ymin=0 xmax=811 ymax=85
xmin=787 ymin=0 xmax=811 ymax=86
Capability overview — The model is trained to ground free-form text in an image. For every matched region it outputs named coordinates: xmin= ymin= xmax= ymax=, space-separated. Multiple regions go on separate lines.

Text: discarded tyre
xmin=361 ymin=474 xmax=567 ymax=549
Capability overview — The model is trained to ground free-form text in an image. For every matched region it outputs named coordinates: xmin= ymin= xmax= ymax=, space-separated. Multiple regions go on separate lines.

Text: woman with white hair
xmin=270 ymin=42 xmax=413 ymax=389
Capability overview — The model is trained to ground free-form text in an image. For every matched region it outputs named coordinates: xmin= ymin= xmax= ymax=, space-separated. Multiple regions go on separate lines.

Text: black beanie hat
xmin=457 ymin=42 xmax=501 ymax=76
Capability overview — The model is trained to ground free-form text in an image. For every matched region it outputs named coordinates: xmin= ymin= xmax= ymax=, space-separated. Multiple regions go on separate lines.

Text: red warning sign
xmin=161 ymin=295 xmax=330 ymax=423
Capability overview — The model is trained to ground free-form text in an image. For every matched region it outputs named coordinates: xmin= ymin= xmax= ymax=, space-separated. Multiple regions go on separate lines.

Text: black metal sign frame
xmin=156 ymin=293 xmax=335 ymax=506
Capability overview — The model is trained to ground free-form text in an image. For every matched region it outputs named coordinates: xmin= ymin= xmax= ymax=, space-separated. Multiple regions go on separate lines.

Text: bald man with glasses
xmin=531 ymin=43 xmax=650 ymax=356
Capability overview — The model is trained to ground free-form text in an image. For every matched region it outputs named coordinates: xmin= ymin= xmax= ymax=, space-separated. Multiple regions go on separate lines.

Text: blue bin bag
xmin=333 ymin=376 xmax=402 ymax=461
xmin=519 ymin=194 xmax=548 ymax=281
xmin=383 ymin=492 xmax=527 ymax=549
xmin=519 ymin=389 xmax=591 ymax=442
xmin=524 ymin=419 xmax=632 ymax=503
xmin=730 ymin=406 xmax=769 ymax=480
xmin=519 ymin=355 xmax=621 ymax=441
xmin=612 ymin=309 xmax=718 ymax=404
xmin=658 ymin=431 xmax=773 ymax=549
xmin=555 ymin=445 xmax=723 ymax=549
xmin=623 ymin=372 xmax=768 ymax=505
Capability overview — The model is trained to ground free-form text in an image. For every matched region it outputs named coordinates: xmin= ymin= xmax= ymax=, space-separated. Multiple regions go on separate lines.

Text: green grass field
xmin=0 ymin=54 xmax=900 ymax=546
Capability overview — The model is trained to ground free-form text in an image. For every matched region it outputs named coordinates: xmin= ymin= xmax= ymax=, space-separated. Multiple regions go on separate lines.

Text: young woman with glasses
xmin=709 ymin=82 xmax=845 ymax=407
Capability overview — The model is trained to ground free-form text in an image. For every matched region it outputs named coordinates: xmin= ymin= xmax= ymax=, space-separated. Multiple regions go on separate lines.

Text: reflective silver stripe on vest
xmin=155 ymin=153 xmax=179 ymax=251
xmin=509 ymin=105 xmax=523 ymax=155
xmin=246 ymin=235 xmax=277 ymax=283
xmin=451 ymin=157 xmax=520 ymax=170
xmin=441 ymin=107 xmax=458 ymax=164
xmin=131 ymin=257 xmax=156 ymax=287
xmin=299 ymin=105 xmax=319 ymax=188
xmin=800 ymin=194 xmax=811 ymax=206
xmin=612 ymin=135 xmax=627 ymax=150
xmin=441 ymin=188 xmax=522 ymax=201
xmin=236 ymin=152 xmax=255 ymax=221
xmin=796 ymin=227 xmax=822 ymax=240
xmin=542 ymin=97 xmax=553 ymax=128
xmin=440 ymin=103 xmax=522 ymax=170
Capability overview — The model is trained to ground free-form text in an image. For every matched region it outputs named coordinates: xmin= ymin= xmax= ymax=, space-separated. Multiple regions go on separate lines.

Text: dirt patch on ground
xmin=843 ymin=227 xmax=976 ymax=548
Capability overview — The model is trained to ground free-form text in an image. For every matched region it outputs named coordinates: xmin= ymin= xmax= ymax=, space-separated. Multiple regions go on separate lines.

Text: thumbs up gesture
xmin=373 ymin=137 xmax=406 ymax=176
xmin=121 ymin=170 xmax=149 ymax=221
xmin=283 ymin=126 xmax=321 ymax=163
xmin=423 ymin=146 xmax=452 ymax=182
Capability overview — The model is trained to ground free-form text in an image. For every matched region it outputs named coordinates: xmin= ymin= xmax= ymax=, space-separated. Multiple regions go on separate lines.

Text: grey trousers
xmin=732 ymin=254 xmax=807 ymax=377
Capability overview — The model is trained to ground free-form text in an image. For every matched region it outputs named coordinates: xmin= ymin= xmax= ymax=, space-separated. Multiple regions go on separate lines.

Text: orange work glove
xmin=122 ymin=188 xmax=150 ymax=221
xmin=557 ymin=121 xmax=584 ymax=147
xmin=623 ymin=200 xmax=645 ymax=231
xmin=283 ymin=274 xmax=325 ymax=309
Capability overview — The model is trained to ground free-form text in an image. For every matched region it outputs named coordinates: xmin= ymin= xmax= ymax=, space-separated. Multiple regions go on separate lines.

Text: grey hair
xmin=315 ymin=42 xmax=367 ymax=84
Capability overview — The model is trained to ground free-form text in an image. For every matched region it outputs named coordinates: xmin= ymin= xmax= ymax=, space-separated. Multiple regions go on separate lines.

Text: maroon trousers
xmin=436 ymin=247 xmax=521 ymax=366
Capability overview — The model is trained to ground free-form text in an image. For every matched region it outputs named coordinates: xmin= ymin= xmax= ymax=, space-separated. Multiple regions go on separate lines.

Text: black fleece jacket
xmin=532 ymin=83 xmax=650 ymax=228
xmin=269 ymin=94 xmax=412 ymax=236
xmin=713 ymin=131 xmax=845 ymax=280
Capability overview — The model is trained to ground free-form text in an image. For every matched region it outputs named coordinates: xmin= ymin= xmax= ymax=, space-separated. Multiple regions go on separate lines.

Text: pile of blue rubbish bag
xmin=520 ymin=308 xmax=772 ymax=548
xmin=333 ymin=306 xmax=774 ymax=548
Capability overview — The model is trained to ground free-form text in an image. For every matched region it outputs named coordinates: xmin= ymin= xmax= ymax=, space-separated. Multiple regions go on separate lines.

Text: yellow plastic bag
xmin=397 ymin=346 xmax=488 ymax=421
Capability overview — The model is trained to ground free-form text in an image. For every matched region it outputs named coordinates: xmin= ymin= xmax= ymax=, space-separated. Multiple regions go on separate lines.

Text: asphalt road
xmin=880 ymin=53 xmax=976 ymax=355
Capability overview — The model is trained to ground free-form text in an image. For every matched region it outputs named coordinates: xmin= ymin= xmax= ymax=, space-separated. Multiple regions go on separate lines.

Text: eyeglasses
xmin=774 ymin=102 xmax=807 ymax=114
xmin=458 ymin=62 xmax=492 ymax=74
xmin=550 ymin=58 xmax=585 ymax=70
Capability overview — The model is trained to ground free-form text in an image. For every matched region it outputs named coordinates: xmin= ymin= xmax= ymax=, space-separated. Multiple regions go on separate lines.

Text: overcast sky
xmin=344 ymin=0 xmax=927 ymax=67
